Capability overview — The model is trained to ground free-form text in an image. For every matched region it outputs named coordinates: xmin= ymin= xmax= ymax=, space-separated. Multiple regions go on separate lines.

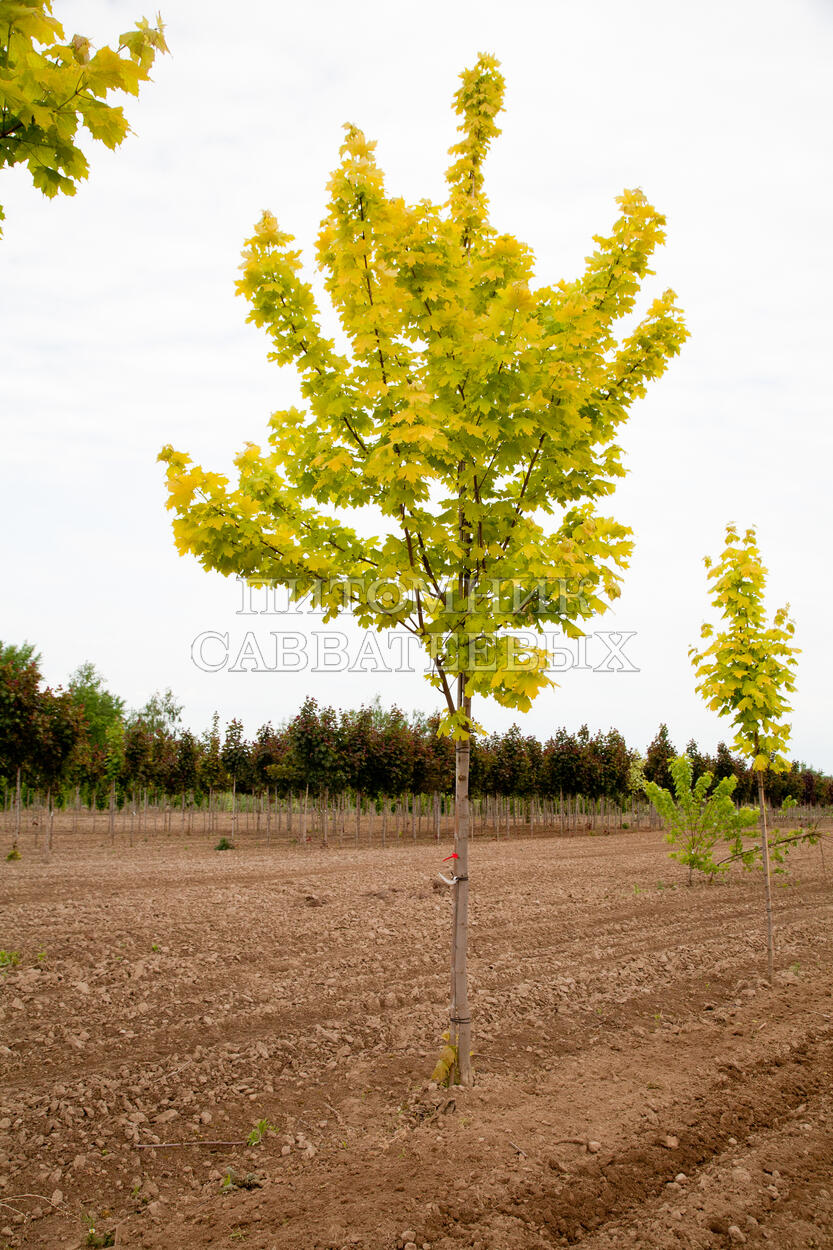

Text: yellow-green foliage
xmin=430 ymin=1033 xmax=458 ymax=1086
xmin=690 ymin=525 xmax=799 ymax=770
xmin=0 ymin=0 xmax=168 ymax=235
xmin=644 ymin=754 xmax=758 ymax=881
xmin=160 ymin=55 xmax=687 ymax=737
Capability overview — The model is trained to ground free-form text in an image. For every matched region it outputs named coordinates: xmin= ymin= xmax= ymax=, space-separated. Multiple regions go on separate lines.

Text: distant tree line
xmin=1 ymin=641 xmax=831 ymax=808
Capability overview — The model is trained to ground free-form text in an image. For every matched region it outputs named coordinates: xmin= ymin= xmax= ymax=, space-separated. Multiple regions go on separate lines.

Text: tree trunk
xmin=14 ymin=766 xmax=21 ymax=848
xmin=757 ymin=769 xmax=775 ymax=982
xmin=450 ymin=683 xmax=473 ymax=1086
xmin=44 ymin=787 xmax=53 ymax=855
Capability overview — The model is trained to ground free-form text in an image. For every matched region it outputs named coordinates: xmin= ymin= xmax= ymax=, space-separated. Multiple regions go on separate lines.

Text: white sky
xmin=2 ymin=0 xmax=831 ymax=767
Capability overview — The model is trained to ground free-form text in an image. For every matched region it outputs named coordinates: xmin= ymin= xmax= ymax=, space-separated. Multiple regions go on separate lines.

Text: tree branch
xmin=499 ymin=433 xmax=546 ymax=552
xmin=275 ymin=293 xmax=368 ymax=456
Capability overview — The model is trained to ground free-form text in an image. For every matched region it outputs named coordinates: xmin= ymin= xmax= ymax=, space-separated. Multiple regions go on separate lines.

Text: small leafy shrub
xmin=214 ymin=837 xmax=234 ymax=851
xmin=644 ymin=755 xmax=758 ymax=883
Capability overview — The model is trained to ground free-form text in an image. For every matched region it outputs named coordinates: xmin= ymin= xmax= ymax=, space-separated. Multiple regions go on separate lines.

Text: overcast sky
xmin=2 ymin=0 xmax=831 ymax=767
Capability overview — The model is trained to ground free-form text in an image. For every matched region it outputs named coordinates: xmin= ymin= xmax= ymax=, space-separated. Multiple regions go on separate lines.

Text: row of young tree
xmin=1 ymin=641 xmax=831 ymax=808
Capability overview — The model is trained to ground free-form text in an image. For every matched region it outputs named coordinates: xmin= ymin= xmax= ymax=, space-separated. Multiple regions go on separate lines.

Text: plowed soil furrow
xmin=1 ymin=828 xmax=831 ymax=1249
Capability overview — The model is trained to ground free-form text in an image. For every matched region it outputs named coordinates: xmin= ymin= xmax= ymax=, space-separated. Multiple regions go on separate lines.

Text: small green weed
xmin=220 ymin=1168 xmax=262 ymax=1192
xmin=246 ymin=1118 xmax=276 ymax=1147
xmin=0 ymin=950 xmax=21 ymax=970
xmin=214 ymin=837 xmax=234 ymax=851
xmin=5 ymin=847 xmax=20 ymax=861
xmin=84 ymin=1212 xmax=115 ymax=1248
xmin=85 ymin=1230 xmax=115 ymax=1248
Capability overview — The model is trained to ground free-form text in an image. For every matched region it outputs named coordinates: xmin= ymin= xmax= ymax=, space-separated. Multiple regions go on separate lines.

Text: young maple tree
xmin=0 ymin=0 xmax=168 ymax=237
xmin=160 ymin=54 xmax=687 ymax=1084
xmin=643 ymin=754 xmax=758 ymax=885
xmin=689 ymin=524 xmax=800 ymax=980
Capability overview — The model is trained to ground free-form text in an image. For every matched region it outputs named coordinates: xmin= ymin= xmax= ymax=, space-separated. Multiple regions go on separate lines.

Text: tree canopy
xmin=0 ymin=0 xmax=168 ymax=237
xmin=68 ymin=661 xmax=125 ymax=750
xmin=160 ymin=53 xmax=688 ymax=737
xmin=690 ymin=524 xmax=798 ymax=771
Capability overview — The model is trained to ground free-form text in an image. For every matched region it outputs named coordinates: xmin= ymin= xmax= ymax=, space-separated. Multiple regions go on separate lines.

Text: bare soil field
xmin=1 ymin=825 xmax=832 ymax=1250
